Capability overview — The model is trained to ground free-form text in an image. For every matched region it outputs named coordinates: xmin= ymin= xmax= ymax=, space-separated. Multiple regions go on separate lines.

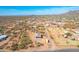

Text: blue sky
xmin=0 ymin=6 xmax=79 ymax=16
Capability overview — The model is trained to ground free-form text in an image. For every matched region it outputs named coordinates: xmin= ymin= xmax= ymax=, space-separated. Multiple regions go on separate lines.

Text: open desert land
xmin=0 ymin=10 xmax=79 ymax=51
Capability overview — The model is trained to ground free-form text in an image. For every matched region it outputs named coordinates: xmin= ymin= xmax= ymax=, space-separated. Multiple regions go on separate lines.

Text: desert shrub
xmin=29 ymin=44 xmax=34 ymax=48
xmin=10 ymin=43 xmax=18 ymax=51
xmin=36 ymin=42 xmax=43 ymax=47
xmin=21 ymin=35 xmax=32 ymax=45
xmin=18 ymin=43 xmax=25 ymax=49
xmin=66 ymin=41 xmax=69 ymax=44
xmin=18 ymin=32 xmax=33 ymax=49
xmin=77 ymin=45 xmax=79 ymax=48
xmin=65 ymin=32 xmax=72 ymax=36
xmin=71 ymin=38 xmax=75 ymax=41
xmin=0 ymin=26 xmax=5 ymax=34
xmin=36 ymin=25 xmax=45 ymax=33
xmin=63 ymin=21 xmax=76 ymax=29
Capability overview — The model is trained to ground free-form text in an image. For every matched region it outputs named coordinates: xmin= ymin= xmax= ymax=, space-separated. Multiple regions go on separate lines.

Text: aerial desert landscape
xmin=0 ymin=6 xmax=79 ymax=51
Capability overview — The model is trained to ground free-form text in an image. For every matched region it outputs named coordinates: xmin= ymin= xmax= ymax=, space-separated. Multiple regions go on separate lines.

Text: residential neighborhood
xmin=0 ymin=7 xmax=79 ymax=51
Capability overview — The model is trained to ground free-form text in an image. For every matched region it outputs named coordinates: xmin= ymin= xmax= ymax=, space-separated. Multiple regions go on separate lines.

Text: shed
xmin=35 ymin=32 xmax=42 ymax=38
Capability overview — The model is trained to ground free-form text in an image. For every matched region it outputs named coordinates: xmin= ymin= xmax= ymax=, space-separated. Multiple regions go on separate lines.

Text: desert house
xmin=0 ymin=34 xmax=8 ymax=41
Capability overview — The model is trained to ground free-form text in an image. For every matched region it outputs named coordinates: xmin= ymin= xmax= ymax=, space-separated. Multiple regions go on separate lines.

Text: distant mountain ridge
xmin=0 ymin=10 xmax=79 ymax=22
xmin=61 ymin=10 xmax=79 ymax=15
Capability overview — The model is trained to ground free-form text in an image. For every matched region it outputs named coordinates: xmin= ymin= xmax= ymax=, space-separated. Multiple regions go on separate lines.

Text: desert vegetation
xmin=0 ymin=10 xmax=79 ymax=51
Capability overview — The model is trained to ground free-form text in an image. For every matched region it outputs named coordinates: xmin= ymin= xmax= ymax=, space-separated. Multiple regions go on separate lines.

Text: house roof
xmin=36 ymin=32 xmax=41 ymax=37
xmin=0 ymin=35 xmax=7 ymax=40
